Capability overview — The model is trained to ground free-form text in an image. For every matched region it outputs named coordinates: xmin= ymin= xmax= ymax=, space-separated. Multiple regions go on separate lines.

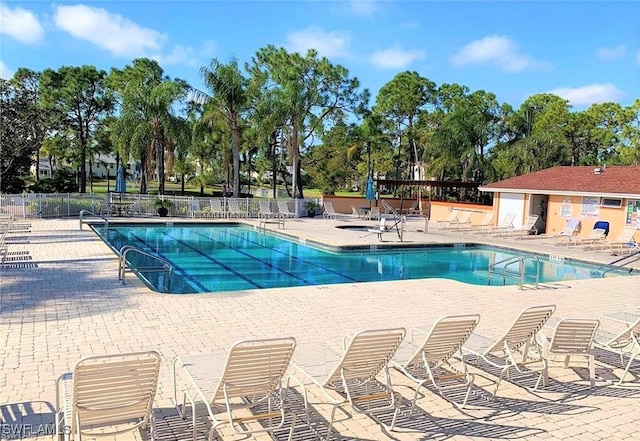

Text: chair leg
xmin=588 ymin=354 xmax=595 ymax=388
xmin=617 ymin=350 xmax=640 ymax=385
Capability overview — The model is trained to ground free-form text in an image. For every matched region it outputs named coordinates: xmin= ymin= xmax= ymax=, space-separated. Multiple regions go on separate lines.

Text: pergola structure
xmin=375 ymin=179 xmax=481 ymax=213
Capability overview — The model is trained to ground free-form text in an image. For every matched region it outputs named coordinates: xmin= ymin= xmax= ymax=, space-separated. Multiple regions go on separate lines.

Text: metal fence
xmin=0 ymin=193 xmax=318 ymax=219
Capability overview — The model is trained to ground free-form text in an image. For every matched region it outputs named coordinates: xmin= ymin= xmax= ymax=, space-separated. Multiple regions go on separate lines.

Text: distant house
xmin=480 ymin=166 xmax=640 ymax=238
xmin=31 ymin=155 xmax=137 ymax=180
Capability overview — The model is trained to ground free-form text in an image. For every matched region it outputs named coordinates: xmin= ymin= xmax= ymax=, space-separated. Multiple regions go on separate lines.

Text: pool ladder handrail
xmin=595 ymin=251 xmax=640 ymax=278
xmin=119 ymin=245 xmax=173 ymax=293
xmin=488 ymin=255 xmax=540 ymax=290
xmin=79 ymin=209 xmax=109 ymax=234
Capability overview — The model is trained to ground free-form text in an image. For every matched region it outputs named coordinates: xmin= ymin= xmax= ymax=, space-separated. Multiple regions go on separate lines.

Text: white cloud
xmin=549 ymin=83 xmax=624 ymax=106
xmin=370 ymin=45 xmax=425 ymax=69
xmin=286 ymin=26 xmax=351 ymax=58
xmin=0 ymin=60 xmax=14 ymax=79
xmin=0 ymin=3 xmax=44 ymax=44
xmin=450 ymin=35 xmax=552 ymax=73
xmin=53 ymin=4 xmax=165 ymax=58
xmin=349 ymin=0 xmax=378 ymax=17
xmin=597 ymin=44 xmax=626 ymax=60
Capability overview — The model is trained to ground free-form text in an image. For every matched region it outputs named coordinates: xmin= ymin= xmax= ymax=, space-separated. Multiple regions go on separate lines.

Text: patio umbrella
xmin=365 ymin=176 xmax=376 ymax=207
xmin=115 ymin=165 xmax=126 ymax=193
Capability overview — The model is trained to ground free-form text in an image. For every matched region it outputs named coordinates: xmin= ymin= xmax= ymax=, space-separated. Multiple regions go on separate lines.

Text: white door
xmin=499 ymin=193 xmax=525 ymax=228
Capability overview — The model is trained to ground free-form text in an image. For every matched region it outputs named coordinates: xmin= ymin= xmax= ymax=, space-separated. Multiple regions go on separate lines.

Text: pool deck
xmin=1 ymin=216 xmax=640 ymax=441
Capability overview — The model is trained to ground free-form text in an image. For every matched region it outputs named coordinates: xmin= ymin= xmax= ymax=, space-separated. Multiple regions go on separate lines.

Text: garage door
xmin=499 ymin=193 xmax=525 ymax=228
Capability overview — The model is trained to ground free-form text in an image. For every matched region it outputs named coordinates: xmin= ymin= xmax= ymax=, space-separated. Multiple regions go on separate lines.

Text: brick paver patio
xmin=1 ymin=217 xmax=639 ymax=440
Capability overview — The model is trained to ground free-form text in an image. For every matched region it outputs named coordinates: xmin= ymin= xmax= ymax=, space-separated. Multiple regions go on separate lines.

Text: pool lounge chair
xmin=173 ymin=338 xmax=298 ymax=441
xmin=448 ymin=210 xmax=473 ymax=230
xmin=479 ymin=212 xmax=516 ymax=235
xmin=392 ymin=315 xmax=480 ymax=409
xmin=258 ymin=200 xmax=278 ymax=220
xmin=291 ymin=328 xmax=406 ymax=438
xmin=570 ymin=224 xmax=609 ymax=248
xmin=503 ymin=214 xmax=539 ymax=238
xmin=227 ymin=199 xmax=246 ymax=218
xmin=188 ymin=199 xmax=207 ymax=218
xmin=602 ymin=226 xmax=639 ymax=255
xmin=209 ymin=199 xmax=225 ymax=218
xmin=322 ymin=201 xmax=342 ymax=219
xmin=277 ymin=201 xmax=297 ymax=219
xmin=595 ymin=313 xmax=640 ymax=384
xmin=539 ymin=318 xmax=600 ymax=387
xmin=460 ymin=211 xmax=494 ymax=233
xmin=436 ymin=209 xmax=460 ymax=229
xmin=553 ymin=218 xmax=581 ymax=245
xmin=462 ymin=304 xmax=556 ymax=397
xmin=56 ymin=351 xmax=161 ymax=441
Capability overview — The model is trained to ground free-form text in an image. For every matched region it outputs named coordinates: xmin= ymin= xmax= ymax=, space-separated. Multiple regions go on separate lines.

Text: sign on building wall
xmin=560 ymin=198 xmax=572 ymax=218
xmin=581 ymin=197 xmax=600 ymax=218
xmin=627 ymin=200 xmax=640 ymax=227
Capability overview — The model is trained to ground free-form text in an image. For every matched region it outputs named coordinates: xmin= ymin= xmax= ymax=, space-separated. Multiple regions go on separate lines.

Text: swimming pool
xmin=97 ymin=224 xmax=627 ymax=294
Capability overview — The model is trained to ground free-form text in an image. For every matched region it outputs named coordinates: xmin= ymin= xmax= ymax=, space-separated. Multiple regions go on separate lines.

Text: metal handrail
xmin=488 ymin=255 xmax=540 ymax=290
xmin=79 ymin=209 xmax=109 ymax=234
xmin=119 ymin=245 xmax=172 ymax=293
xmin=596 ymin=251 xmax=640 ymax=278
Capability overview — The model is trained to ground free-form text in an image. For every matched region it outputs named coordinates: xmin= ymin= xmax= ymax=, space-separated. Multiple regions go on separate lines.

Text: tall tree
xmin=109 ymin=58 xmax=189 ymax=194
xmin=248 ymin=45 xmax=368 ymax=198
xmin=198 ymin=57 xmax=248 ymax=197
xmin=40 ymin=65 xmax=113 ymax=193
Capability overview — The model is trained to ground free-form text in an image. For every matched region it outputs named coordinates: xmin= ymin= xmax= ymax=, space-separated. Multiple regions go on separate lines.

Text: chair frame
xmin=595 ymin=315 xmax=640 ymax=384
xmin=292 ymin=328 xmax=406 ymax=439
xmin=539 ymin=318 xmax=600 ymax=387
xmin=173 ymin=338 xmax=298 ymax=441
xmin=462 ymin=305 xmax=556 ymax=397
xmin=392 ymin=315 xmax=480 ymax=410
xmin=55 ymin=351 xmax=161 ymax=441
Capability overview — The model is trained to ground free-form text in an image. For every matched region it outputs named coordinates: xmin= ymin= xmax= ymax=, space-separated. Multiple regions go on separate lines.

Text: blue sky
xmin=1 ymin=1 xmax=638 ymax=110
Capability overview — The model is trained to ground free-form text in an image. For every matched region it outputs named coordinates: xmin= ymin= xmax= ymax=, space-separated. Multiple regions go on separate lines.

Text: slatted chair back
xmin=324 ymin=328 xmax=405 ymax=389
xmin=488 ymin=305 xmax=556 ymax=354
xmin=211 ymin=338 xmax=296 ymax=404
xmin=548 ymin=319 xmax=600 ymax=356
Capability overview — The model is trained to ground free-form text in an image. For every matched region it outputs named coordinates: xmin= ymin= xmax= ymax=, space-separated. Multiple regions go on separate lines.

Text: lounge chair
xmin=366 ymin=217 xmax=393 ymax=242
xmin=188 ymin=199 xmax=207 ymax=218
xmin=501 ymin=214 xmax=539 ymax=238
xmin=351 ymin=204 xmax=365 ymax=219
xmin=227 ymin=199 xmax=246 ymax=218
xmin=436 ymin=209 xmax=460 ymax=229
xmin=595 ymin=313 xmax=640 ymax=384
xmin=322 ymin=201 xmax=341 ymax=219
xmin=173 ymin=338 xmax=298 ymax=441
xmin=603 ymin=226 xmax=639 ymax=255
xmin=56 ymin=351 xmax=161 ymax=441
xmin=462 ymin=305 xmax=556 ymax=396
xmin=209 ymin=199 xmax=225 ymax=218
xmin=479 ymin=212 xmax=516 ymax=235
xmin=460 ymin=211 xmax=494 ymax=233
xmin=369 ymin=206 xmax=381 ymax=220
xmin=277 ymin=201 xmax=297 ymax=219
xmin=392 ymin=315 xmax=480 ymax=409
xmin=448 ymin=210 xmax=473 ymax=230
xmin=292 ymin=328 xmax=406 ymax=437
xmin=553 ymin=218 xmax=581 ymax=245
xmin=570 ymin=223 xmax=609 ymax=248
xmin=539 ymin=318 xmax=600 ymax=387
xmin=258 ymin=200 xmax=278 ymax=219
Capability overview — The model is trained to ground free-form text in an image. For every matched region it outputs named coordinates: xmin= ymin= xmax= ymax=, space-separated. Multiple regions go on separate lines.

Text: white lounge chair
xmin=173 ymin=338 xmax=298 ymax=441
xmin=436 ymin=209 xmax=460 ymax=229
xmin=539 ymin=318 xmax=600 ymax=387
xmin=227 ymin=199 xmax=246 ymax=218
xmin=462 ymin=305 xmax=556 ymax=396
xmin=292 ymin=328 xmax=406 ymax=437
xmin=392 ymin=314 xmax=480 ymax=409
xmin=322 ymin=201 xmax=341 ymax=219
xmin=595 ymin=313 xmax=640 ymax=384
xmin=570 ymin=226 xmax=608 ymax=248
xmin=460 ymin=211 xmax=494 ymax=233
xmin=603 ymin=226 xmax=639 ymax=255
xmin=258 ymin=200 xmax=278 ymax=220
xmin=502 ymin=214 xmax=539 ymax=238
xmin=209 ymin=199 xmax=225 ymax=218
xmin=553 ymin=218 xmax=581 ymax=245
xmin=448 ymin=210 xmax=473 ymax=230
xmin=188 ymin=199 xmax=207 ymax=218
xmin=56 ymin=351 xmax=161 ymax=441
xmin=479 ymin=212 xmax=516 ymax=235
xmin=277 ymin=201 xmax=296 ymax=219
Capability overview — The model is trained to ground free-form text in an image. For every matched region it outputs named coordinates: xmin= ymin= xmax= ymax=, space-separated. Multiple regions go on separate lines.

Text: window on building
xmin=600 ymin=198 xmax=623 ymax=208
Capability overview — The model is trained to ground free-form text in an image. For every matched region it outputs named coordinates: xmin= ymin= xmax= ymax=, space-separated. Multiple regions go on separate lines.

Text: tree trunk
xmin=290 ymin=114 xmax=301 ymax=199
xmin=271 ymin=130 xmax=278 ymax=199
xmin=231 ymin=116 xmax=240 ymax=198
xmin=79 ymin=130 xmax=87 ymax=193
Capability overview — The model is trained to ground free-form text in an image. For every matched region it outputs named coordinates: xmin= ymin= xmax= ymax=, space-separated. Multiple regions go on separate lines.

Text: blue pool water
xmin=97 ymin=224 xmax=626 ymax=294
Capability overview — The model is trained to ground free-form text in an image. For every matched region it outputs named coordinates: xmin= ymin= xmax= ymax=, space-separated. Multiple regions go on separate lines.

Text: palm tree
xmin=109 ymin=59 xmax=189 ymax=194
xmin=199 ymin=57 xmax=248 ymax=198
